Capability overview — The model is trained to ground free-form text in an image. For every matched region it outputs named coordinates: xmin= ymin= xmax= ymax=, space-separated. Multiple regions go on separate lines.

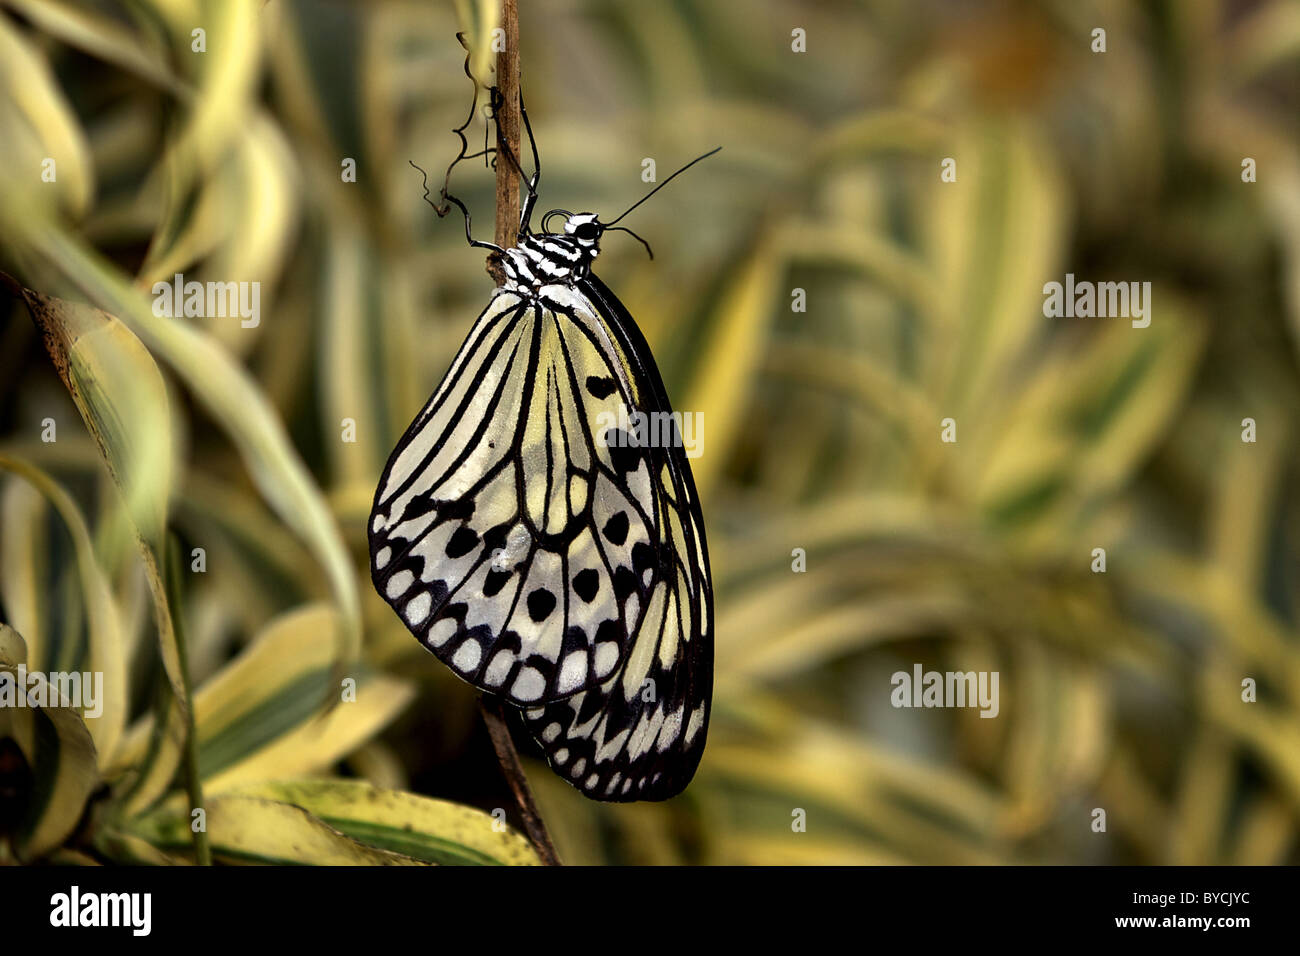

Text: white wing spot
xmin=452 ymin=639 xmax=481 ymax=672
xmin=628 ymin=460 xmax=653 ymax=513
xmin=385 ymin=569 xmax=413 ymax=599
xmin=568 ymin=474 xmax=588 ymax=515
xmin=656 ymin=705 xmax=684 ymax=751
xmin=594 ymin=642 xmax=619 ymax=677
xmin=685 ymin=702 xmax=707 ymax=743
xmin=542 ymin=722 xmax=562 ymax=743
xmin=404 ymin=592 xmax=431 ymax=625
xmin=428 ymin=618 xmax=457 ymax=648
xmin=511 ymin=667 xmax=545 ymax=701
xmin=484 ymin=650 xmax=514 ymax=687
xmin=595 ymin=728 xmax=630 ymax=763
xmin=494 ymin=524 xmax=532 ymax=570
xmin=375 ymin=546 xmax=391 ymax=569
xmin=557 ymin=650 xmax=587 ymax=694
xmin=628 ymin=707 xmax=666 ymax=760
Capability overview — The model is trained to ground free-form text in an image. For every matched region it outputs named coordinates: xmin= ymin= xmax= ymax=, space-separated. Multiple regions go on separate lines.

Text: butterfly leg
xmin=484 ymin=84 xmax=540 ymax=241
xmin=421 ymin=49 xmax=505 ymax=254
xmin=476 ymin=83 xmax=541 ymax=241
xmin=517 ymin=90 xmax=542 ymax=236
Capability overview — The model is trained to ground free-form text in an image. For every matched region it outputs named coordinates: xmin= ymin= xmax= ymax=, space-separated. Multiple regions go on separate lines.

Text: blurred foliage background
xmin=0 ymin=0 xmax=1298 ymax=865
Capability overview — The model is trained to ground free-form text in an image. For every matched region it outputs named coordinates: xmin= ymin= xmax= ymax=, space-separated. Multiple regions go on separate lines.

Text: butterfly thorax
xmin=499 ymin=233 xmax=598 ymax=293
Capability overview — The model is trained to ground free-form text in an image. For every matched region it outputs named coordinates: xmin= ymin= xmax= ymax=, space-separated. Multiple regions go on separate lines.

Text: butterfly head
xmin=541 ymin=209 xmax=657 ymax=263
xmin=562 ymin=213 xmax=604 ymax=256
xmin=541 ymin=210 xmax=604 ymax=259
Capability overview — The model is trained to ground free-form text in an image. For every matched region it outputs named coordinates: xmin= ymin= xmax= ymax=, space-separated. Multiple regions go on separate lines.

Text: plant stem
xmin=479 ymin=695 xmax=562 ymax=865
xmin=476 ymin=2 xmax=559 ymax=865
xmin=165 ymin=534 xmax=211 ymax=866
xmin=492 ymin=0 xmax=521 ymax=262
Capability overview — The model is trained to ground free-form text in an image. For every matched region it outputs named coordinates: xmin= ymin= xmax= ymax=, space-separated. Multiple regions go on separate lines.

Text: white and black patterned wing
xmin=369 ymin=287 xmax=656 ymax=707
xmin=520 ymin=275 xmax=713 ymax=801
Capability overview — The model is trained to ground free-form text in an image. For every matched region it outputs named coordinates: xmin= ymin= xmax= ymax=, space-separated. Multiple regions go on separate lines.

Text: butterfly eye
xmin=573 ymin=222 xmax=600 ymax=241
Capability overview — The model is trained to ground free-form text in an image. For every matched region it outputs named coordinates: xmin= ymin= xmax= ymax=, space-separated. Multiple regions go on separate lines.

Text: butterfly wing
xmin=370 ymin=275 xmax=713 ymax=801
xmin=519 ymin=274 xmax=714 ymax=801
xmin=370 ymin=287 xmax=654 ymax=707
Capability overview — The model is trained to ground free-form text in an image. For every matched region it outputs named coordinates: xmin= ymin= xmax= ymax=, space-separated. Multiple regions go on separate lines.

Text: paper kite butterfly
xmin=368 ymin=77 xmax=717 ymax=802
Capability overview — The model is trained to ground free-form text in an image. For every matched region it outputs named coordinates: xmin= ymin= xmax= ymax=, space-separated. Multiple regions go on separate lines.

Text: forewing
xmin=369 ymin=287 xmax=654 ymax=706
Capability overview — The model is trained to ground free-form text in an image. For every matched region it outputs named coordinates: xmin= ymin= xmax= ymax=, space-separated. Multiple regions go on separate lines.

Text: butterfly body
xmin=370 ymin=209 xmax=713 ymax=801
xmin=497 ymin=216 xmax=600 ymax=291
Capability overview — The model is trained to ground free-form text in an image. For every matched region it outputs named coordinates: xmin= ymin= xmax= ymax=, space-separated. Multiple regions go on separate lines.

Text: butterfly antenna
xmin=604 ymin=225 xmax=654 ymax=260
xmin=605 ymin=146 xmax=721 ymax=227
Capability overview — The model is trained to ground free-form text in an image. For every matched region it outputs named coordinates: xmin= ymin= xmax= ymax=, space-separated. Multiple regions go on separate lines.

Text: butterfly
xmin=369 ymin=84 xmax=717 ymax=802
